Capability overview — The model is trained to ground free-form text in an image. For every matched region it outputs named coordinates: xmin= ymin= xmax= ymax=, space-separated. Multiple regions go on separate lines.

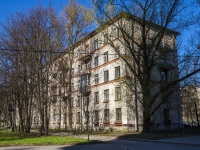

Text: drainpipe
xmin=132 ymin=19 xmax=139 ymax=132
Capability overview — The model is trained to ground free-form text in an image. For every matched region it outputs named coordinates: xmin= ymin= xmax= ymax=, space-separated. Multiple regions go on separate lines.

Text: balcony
xmin=156 ymin=58 xmax=173 ymax=70
xmin=158 ymin=44 xmax=175 ymax=54
xmin=79 ymin=69 xmax=91 ymax=76
xmin=146 ymin=41 xmax=175 ymax=54
xmin=80 ymin=85 xmax=91 ymax=95
xmin=79 ymin=52 xmax=92 ymax=62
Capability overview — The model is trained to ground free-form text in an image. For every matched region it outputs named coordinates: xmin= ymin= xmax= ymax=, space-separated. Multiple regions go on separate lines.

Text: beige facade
xmin=31 ymin=14 xmax=181 ymax=131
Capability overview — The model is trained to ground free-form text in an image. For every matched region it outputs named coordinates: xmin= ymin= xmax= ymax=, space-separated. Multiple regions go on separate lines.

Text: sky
xmin=0 ymin=0 xmax=198 ymax=55
xmin=0 ymin=0 xmax=92 ymax=24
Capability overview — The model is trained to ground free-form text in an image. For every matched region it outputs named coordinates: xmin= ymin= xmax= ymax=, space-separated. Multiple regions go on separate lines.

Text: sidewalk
xmin=74 ymin=134 xmax=200 ymax=146
xmin=157 ymin=136 xmax=200 ymax=146
xmin=76 ymin=134 xmax=117 ymax=141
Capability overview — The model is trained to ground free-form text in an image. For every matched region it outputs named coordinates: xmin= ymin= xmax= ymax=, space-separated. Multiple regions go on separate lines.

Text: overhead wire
xmin=0 ymin=48 xmax=200 ymax=57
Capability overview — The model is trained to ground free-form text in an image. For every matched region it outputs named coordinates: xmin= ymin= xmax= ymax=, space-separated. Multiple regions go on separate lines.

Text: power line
xmin=0 ymin=48 xmax=200 ymax=57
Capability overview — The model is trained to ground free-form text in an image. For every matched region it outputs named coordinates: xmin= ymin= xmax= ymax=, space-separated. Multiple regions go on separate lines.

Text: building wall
xmin=31 ymin=16 xmax=181 ymax=132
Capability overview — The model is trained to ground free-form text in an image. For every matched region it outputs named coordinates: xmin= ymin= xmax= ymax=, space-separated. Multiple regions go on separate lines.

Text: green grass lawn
xmin=0 ymin=130 xmax=89 ymax=146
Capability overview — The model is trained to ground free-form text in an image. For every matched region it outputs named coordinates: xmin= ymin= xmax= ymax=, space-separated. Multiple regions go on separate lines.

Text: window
xmin=84 ymin=96 xmax=89 ymax=106
xmin=163 ymin=108 xmax=170 ymax=125
xmin=53 ymin=109 xmax=56 ymax=121
xmin=104 ymin=89 xmax=109 ymax=102
xmin=94 ymin=56 xmax=99 ymax=67
xmin=77 ymin=112 xmax=80 ymax=123
xmin=161 ymin=70 xmax=167 ymax=84
xmin=51 ymin=86 xmax=57 ymax=102
xmin=71 ymin=98 xmax=74 ymax=108
xmin=116 ymin=108 xmax=122 ymax=122
xmin=77 ymin=96 xmax=80 ymax=107
xmin=71 ymin=68 xmax=74 ymax=76
xmin=103 ymin=51 xmax=108 ymax=63
xmin=104 ymin=34 xmax=108 ymax=43
xmin=115 ymin=66 xmax=120 ymax=79
xmin=86 ymin=61 xmax=90 ymax=69
xmin=81 ymin=75 xmax=90 ymax=91
xmin=85 ymin=111 xmax=90 ymax=123
xmin=78 ymin=80 xmax=81 ymax=89
xmin=115 ymin=87 xmax=121 ymax=100
xmin=85 ymin=44 xmax=90 ymax=54
xmin=94 ymin=92 xmax=99 ymax=103
xmin=78 ymin=62 xmax=82 ymax=73
xmin=114 ymin=47 xmax=120 ymax=58
xmin=112 ymin=28 xmax=119 ymax=38
xmin=104 ymin=70 xmax=109 ymax=82
xmin=94 ymin=74 xmax=99 ymax=84
xmin=94 ymin=110 xmax=99 ymax=122
xmin=104 ymin=109 xmax=109 ymax=122
xmin=79 ymin=50 xmax=83 ymax=58
xmin=93 ymin=39 xmax=98 ymax=50
xmin=71 ymin=82 xmax=74 ymax=90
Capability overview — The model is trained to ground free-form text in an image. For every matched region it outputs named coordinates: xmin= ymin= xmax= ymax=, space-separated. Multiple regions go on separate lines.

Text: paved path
xmin=157 ymin=136 xmax=200 ymax=146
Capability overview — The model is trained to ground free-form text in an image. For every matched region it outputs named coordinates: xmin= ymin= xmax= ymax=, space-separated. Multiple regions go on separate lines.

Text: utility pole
xmin=80 ymin=95 xmax=83 ymax=131
xmin=134 ymin=61 xmax=139 ymax=132
xmin=80 ymin=77 xmax=83 ymax=131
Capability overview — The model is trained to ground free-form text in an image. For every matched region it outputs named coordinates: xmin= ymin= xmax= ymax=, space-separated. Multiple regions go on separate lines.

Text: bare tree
xmin=60 ymin=0 xmax=93 ymax=130
xmin=0 ymin=5 xmax=64 ymax=134
xmin=182 ymin=85 xmax=200 ymax=127
xmin=92 ymin=0 xmax=200 ymax=132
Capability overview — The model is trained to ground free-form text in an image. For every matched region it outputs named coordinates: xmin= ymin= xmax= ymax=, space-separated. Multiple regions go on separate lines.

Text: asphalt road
xmin=0 ymin=138 xmax=200 ymax=150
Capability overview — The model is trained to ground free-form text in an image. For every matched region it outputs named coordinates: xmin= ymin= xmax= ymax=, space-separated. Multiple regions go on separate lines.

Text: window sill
xmin=115 ymin=121 xmax=122 ymax=126
xmin=104 ymin=122 xmax=110 ymax=126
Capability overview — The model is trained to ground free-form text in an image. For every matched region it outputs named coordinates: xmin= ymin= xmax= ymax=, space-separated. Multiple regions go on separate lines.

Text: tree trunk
xmin=142 ymin=87 xmax=152 ymax=133
xmin=194 ymin=101 xmax=200 ymax=128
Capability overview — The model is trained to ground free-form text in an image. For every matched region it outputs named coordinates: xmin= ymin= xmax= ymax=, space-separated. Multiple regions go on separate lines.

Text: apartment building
xmin=32 ymin=12 xmax=181 ymax=131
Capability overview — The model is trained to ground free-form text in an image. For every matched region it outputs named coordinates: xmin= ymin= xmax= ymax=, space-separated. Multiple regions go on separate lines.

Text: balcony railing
xmin=80 ymin=85 xmax=91 ymax=95
xmin=158 ymin=44 xmax=175 ymax=54
xmin=79 ymin=69 xmax=91 ymax=76
xmin=79 ymin=51 xmax=92 ymax=62
xmin=156 ymin=57 xmax=173 ymax=70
